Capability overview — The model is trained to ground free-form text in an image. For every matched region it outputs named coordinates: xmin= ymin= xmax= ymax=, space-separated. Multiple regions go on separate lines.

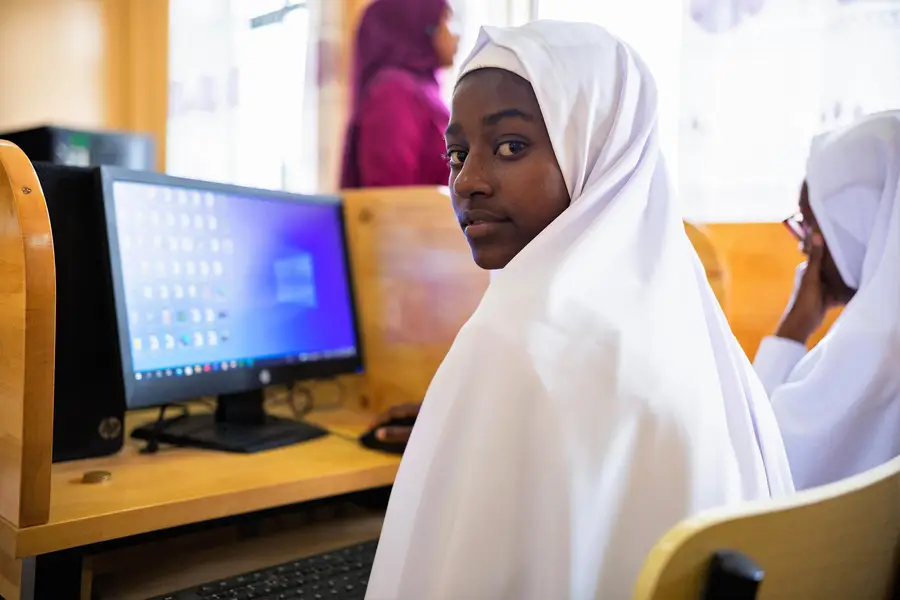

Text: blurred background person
xmin=754 ymin=111 xmax=900 ymax=490
xmin=339 ymin=0 xmax=460 ymax=188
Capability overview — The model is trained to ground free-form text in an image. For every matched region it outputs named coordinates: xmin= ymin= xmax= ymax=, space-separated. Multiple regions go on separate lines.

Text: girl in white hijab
xmin=754 ymin=111 xmax=900 ymax=490
xmin=366 ymin=21 xmax=793 ymax=600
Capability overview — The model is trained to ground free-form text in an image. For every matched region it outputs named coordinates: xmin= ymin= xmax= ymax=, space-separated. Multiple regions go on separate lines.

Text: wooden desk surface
xmin=3 ymin=408 xmax=399 ymax=558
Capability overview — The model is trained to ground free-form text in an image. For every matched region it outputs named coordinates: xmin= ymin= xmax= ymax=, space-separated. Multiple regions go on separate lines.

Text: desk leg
xmin=1 ymin=551 xmax=83 ymax=600
xmin=0 ymin=543 xmax=32 ymax=600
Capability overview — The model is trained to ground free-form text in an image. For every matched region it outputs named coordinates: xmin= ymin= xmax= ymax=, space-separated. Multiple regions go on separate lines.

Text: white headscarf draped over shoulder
xmin=366 ymin=21 xmax=793 ymax=600
xmin=771 ymin=111 xmax=900 ymax=489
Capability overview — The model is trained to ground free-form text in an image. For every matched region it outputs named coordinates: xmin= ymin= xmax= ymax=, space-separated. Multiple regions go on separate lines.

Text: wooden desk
xmin=0 ymin=407 xmax=400 ymax=600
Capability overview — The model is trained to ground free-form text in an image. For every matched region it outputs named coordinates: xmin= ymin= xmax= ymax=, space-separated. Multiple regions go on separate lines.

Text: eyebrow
xmin=444 ymin=108 xmax=535 ymax=137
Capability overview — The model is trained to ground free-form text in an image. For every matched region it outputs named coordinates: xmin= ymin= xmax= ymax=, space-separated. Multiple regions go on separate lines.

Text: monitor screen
xmin=100 ymin=168 xmax=361 ymax=409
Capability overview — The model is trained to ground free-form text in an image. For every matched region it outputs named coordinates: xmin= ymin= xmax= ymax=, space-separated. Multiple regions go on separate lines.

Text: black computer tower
xmin=34 ymin=162 xmax=126 ymax=462
xmin=3 ymin=126 xmax=155 ymax=171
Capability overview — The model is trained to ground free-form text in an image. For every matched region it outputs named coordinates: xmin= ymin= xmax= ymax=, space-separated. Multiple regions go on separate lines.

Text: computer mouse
xmin=359 ymin=416 xmax=417 ymax=454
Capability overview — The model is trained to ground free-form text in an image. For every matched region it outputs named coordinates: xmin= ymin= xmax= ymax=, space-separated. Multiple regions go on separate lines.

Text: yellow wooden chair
xmin=633 ymin=456 xmax=900 ymax=599
xmin=0 ymin=140 xmax=56 ymax=530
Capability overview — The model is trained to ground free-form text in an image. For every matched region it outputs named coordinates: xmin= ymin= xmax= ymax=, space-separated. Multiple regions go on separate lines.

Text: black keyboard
xmin=150 ymin=539 xmax=378 ymax=600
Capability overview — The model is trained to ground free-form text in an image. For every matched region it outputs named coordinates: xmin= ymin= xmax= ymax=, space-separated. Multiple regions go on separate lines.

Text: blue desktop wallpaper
xmin=112 ymin=181 xmax=357 ymax=373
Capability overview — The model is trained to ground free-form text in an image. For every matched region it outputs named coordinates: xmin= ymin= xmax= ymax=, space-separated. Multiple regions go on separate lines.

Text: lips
xmin=459 ymin=209 xmax=510 ymax=239
xmin=459 ymin=209 xmax=507 ymax=228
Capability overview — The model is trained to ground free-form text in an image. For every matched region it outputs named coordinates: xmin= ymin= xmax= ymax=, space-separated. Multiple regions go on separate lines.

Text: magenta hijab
xmin=350 ymin=0 xmax=447 ymax=110
xmin=340 ymin=0 xmax=448 ymax=188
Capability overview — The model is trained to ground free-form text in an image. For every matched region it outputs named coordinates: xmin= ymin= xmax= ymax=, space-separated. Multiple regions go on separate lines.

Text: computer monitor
xmin=99 ymin=167 xmax=362 ymax=452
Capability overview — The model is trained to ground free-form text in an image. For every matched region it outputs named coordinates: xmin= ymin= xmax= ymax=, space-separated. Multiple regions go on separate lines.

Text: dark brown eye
xmin=496 ymin=141 xmax=527 ymax=157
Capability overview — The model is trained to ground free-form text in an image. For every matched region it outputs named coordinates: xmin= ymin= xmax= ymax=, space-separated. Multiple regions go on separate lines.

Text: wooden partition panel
xmin=706 ymin=223 xmax=838 ymax=358
xmin=342 ymin=188 xmax=489 ymax=412
xmin=0 ymin=141 xmax=55 ymax=528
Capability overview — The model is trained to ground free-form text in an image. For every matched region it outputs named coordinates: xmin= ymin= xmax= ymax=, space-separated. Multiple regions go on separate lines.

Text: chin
xmin=470 ymin=247 xmax=513 ymax=271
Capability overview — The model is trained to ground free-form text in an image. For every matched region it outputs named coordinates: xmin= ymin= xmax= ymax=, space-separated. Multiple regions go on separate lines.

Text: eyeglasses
xmin=783 ymin=211 xmax=809 ymax=242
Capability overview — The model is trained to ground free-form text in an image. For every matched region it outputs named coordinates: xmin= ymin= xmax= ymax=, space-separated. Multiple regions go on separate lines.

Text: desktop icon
xmin=185 ymin=366 xmax=193 ymax=376
xmin=135 ymin=372 xmax=143 ymax=381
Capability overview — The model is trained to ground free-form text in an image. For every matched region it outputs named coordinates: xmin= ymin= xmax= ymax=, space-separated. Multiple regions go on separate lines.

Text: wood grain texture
xmin=0 ymin=141 xmax=55 ymax=529
xmin=634 ymin=455 xmax=900 ymax=599
xmin=342 ymin=187 xmax=490 ymax=412
xmin=9 ymin=407 xmax=397 ymax=558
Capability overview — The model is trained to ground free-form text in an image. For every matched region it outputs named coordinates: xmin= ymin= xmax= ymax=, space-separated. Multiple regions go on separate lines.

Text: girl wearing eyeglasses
xmin=754 ymin=111 xmax=900 ymax=490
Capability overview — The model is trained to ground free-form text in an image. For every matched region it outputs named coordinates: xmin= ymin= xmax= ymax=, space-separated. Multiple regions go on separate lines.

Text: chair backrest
xmin=633 ymin=456 xmax=900 ymax=599
xmin=684 ymin=221 xmax=729 ymax=311
xmin=0 ymin=140 xmax=55 ymax=528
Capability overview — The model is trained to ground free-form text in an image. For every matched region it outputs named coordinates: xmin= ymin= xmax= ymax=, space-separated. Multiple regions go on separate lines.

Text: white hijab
xmin=772 ymin=111 xmax=900 ymax=490
xmin=366 ymin=21 xmax=793 ymax=600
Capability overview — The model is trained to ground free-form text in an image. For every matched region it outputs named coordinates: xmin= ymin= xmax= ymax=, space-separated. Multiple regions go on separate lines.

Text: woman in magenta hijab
xmin=340 ymin=0 xmax=459 ymax=188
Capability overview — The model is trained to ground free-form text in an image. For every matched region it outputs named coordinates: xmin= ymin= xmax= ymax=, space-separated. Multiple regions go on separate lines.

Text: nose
xmin=451 ymin=153 xmax=492 ymax=201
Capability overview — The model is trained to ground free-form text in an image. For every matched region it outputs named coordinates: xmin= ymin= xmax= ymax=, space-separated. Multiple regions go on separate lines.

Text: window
xmin=534 ymin=0 xmax=683 ymax=202
xmin=167 ymin=0 xmax=318 ymax=193
xmin=534 ymin=0 xmax=900 ymax=222
xmin=441 ymin=0 xmax=523 ymax=100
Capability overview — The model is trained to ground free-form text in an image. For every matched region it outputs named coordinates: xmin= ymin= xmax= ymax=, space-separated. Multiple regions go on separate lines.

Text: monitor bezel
xmin=99 ymin=166 xmax=364 ymax=410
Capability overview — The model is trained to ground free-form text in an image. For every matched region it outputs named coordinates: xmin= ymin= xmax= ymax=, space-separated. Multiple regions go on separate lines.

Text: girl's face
xmin=791 ymin=181 xmax=856 ymax=304
xmin=445 ymin=68 xmax=569 ymax=270
xmin=432 ymin=6 xmax=460 ymax=69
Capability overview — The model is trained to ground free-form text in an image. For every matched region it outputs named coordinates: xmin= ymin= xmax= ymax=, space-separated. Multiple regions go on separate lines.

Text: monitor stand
xmin=131 ymin=389 xmax=329 ymax=453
